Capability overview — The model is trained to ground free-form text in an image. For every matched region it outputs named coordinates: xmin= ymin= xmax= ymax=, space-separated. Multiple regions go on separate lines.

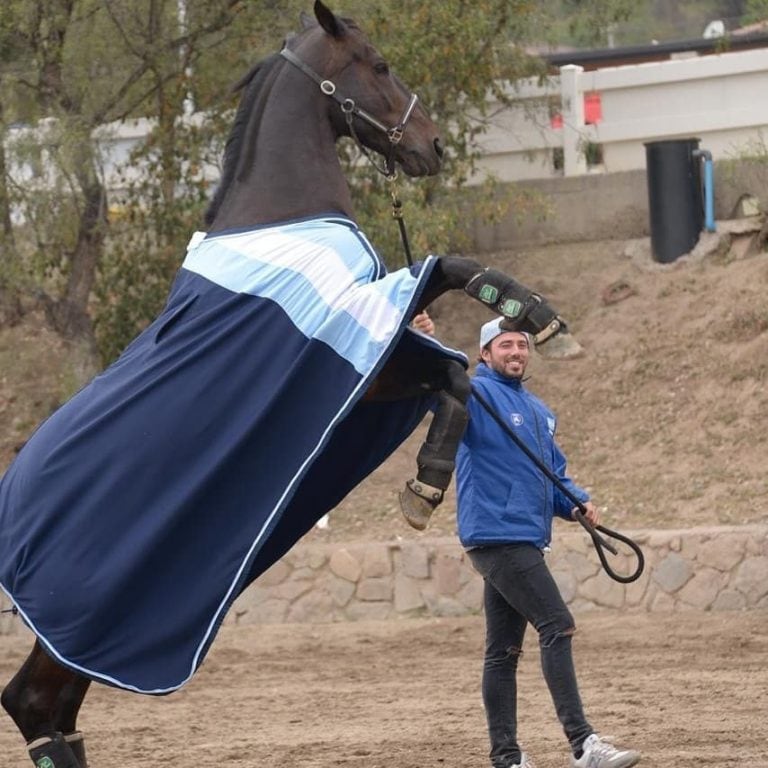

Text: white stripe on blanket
xmin=183 ymin=218 xmax=435 ymax=375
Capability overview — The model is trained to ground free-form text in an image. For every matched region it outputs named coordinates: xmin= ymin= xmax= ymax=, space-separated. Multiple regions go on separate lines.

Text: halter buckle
xmin=320 ymin=80 xmax=336 ymax=95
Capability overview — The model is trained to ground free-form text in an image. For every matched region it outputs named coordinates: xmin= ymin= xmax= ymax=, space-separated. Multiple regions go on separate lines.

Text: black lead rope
xmin=471 ymin=386 xmax=644 ymax=584
xmin=389 ymin=177 xmax=413 ymax=267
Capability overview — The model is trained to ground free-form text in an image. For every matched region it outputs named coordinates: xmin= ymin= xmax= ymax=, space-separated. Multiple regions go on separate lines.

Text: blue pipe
xmin=693 ymin=149 xmax=716 ymax=232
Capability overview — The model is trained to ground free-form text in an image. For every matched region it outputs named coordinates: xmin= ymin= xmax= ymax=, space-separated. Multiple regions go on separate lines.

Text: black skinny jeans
xmin=468 ymin=543 xmax=593 ymax=767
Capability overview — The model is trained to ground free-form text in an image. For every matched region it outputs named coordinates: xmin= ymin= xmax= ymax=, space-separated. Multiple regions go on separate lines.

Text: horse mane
xmin=204 ymin=17 xmax=366 ymax=228
xmin=204 ymin=51 xmax=283 ymax=227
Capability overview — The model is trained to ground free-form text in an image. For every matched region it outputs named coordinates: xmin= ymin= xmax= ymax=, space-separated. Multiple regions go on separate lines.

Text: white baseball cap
xmin=479 ymin=318 xmax=530 ymax=348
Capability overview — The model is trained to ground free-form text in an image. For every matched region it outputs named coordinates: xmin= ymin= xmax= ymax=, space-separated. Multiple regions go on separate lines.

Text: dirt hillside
xmin=1 ymin=235 xmax=767 ymax=543
xmin=312 ymin=234 xmax=768 ymax=542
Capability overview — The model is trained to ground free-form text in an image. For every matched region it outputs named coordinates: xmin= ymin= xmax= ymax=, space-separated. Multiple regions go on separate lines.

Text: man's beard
xmin=492 ymin=358 xmax=525 ymax=379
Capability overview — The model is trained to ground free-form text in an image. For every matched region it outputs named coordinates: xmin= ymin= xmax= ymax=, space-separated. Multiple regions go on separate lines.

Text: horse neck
xmin=209 ymin=75 xmax=355 ymax=232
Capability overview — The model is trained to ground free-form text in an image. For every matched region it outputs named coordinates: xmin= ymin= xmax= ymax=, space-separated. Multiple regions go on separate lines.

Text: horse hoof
xmin=399 ymin=479 xmax=443 ymax=530
xmin=535 ymin=331 xmax=584 ymax=359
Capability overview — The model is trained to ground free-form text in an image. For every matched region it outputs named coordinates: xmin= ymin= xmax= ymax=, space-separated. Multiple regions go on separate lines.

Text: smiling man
xmin=455 ymin=317 xmax=640 ymax=768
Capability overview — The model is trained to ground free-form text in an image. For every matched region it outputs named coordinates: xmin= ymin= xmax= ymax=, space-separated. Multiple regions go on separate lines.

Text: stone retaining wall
xmin=224 ymin=524 xmax=768 ymax=625
xmin=2 ymin=526 xmax=766 ymax=635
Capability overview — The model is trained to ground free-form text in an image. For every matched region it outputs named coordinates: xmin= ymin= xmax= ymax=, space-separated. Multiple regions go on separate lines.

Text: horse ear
xmin=299 ymin=11 xmax=314 ymax=30
xmin=314 ymin=0 xmax=345 ymax=37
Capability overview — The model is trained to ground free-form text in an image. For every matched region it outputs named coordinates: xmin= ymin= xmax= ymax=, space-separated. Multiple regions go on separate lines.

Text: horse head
xmin=205 ymin=1 xmax=443 ymax=229
xmin=290 ymin=1 xmax=443 ymax=178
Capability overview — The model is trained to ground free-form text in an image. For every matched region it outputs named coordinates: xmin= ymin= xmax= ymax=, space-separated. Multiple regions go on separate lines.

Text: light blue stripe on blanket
xmin=182 ymin=218 xmax=434 ymax=375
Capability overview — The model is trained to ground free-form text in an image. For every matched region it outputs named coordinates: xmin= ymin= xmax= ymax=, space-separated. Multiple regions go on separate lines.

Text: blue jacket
xmin=456 ymin=363 xmax=589 ymax=549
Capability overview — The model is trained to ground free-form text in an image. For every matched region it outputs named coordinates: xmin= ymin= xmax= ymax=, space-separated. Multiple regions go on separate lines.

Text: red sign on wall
xmin=551 ymin=91 xmax=602 ymax=127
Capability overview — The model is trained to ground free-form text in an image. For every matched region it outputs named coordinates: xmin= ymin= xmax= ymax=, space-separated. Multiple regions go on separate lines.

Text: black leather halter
xmin=280 ymin=47 xmax=419 ymax=178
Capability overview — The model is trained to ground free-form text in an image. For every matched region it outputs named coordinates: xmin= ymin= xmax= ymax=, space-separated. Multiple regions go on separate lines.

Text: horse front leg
xmin=462 ymin=265 xmax=573 ymax=349
xmin=420 ymin=256 xmax=581 ymax=357
xmin=399 ymin=358 xmax=470 ymax=530
xmin=1 ymin=640 xmax=91 ymax=767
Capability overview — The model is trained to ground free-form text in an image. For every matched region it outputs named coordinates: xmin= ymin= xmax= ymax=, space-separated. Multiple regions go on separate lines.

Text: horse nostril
xmin=434 ymin=137 xmax=444 ymax=159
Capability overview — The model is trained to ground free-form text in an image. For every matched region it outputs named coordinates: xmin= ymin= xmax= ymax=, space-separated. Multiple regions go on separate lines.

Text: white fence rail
xmin=474 ymin=46 xmax=768 ymax=183
xmin=5 ymin=46 xmax=768 ymax=194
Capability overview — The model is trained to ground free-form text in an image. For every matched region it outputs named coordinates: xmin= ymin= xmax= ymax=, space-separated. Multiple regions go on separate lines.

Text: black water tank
xmin=645 ymin=138 xmax=704 ymax=263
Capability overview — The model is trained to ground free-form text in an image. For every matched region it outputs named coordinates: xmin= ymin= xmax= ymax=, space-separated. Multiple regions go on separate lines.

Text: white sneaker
xmin=508 ymin=753 xmax=535 ymax=768
xmin=571 ymin=734 xmax=640 ymax=768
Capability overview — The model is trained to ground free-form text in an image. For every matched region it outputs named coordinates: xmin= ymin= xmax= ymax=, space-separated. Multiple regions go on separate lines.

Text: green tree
xmin=91 ymin=0 xmax=258 ymax=360
xmin=90 ymin=0 xmax=319 ymax=361
xmin=0 ymin=0 xmax=30 ymax=325
xmin=0 ymin=0 xmax=251 ymax=355
xmin=554 ymin=0 xmax=638 ymax=47
xmin=742 ymin=0 xmax=768 ymax=22
xmin=3 ymin=0 xmax=642 ymax=363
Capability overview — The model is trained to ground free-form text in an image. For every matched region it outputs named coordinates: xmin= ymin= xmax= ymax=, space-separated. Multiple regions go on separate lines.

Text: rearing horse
xmin=0 ymin=3 xmax=573 ymax=766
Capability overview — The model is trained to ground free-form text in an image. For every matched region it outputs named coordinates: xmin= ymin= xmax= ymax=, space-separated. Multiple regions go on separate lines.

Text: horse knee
xmin=1 ymin=678 xmax=18 ymax=721
xmin=2 ymin=642 xmax=88 ymax=744
xmin=2 ymin=683 xmax=47 ymax=741
xmin=1 ymin=672 xmax=31 ymax=732
xmin=439 ymin=359 xmax=471 ymax=403
xmin=3 ymin=680 xmax=87 ymax=766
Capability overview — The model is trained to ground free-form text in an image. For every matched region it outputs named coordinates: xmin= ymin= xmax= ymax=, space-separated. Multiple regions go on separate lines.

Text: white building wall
xmin=472 ymin=46 xmax=768 ymax=182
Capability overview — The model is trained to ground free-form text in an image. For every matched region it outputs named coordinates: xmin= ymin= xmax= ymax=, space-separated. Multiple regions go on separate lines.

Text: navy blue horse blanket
xmin=0 ymin=216 xmax=466 ymax=693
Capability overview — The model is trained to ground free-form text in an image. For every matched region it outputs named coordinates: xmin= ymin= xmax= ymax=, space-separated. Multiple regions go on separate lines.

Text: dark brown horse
xmin=0 ymin=3 xmax=573 ymax=766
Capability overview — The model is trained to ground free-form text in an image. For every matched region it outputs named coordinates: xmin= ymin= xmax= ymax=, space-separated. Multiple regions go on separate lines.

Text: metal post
xmin=560 ymin=65 xmax=587 ymax=177
xmin=693 ymin=149 xmax=716 ymax=232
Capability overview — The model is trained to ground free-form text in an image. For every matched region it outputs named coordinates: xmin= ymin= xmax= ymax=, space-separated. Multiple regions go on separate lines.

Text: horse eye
xmin=374 ymin=61 xmax=390 ymax=75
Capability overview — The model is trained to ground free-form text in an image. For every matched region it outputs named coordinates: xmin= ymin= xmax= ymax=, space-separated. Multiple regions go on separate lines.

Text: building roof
xmin=542 ymin=29 xmax=768 ymax=71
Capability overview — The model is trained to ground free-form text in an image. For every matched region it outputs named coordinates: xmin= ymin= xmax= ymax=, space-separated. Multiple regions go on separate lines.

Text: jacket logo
xmin=547 ymin=417 xmax=556 ymax=435
xmin=510 ymin=413 xmax=524 ymax=426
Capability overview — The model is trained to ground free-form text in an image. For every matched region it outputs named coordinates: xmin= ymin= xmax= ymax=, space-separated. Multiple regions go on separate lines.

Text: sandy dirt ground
xmin=1 ymin=610 xmax=766 ymax=768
